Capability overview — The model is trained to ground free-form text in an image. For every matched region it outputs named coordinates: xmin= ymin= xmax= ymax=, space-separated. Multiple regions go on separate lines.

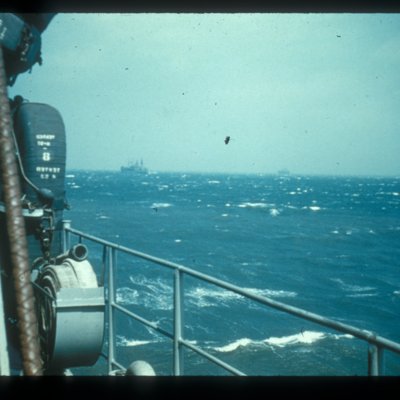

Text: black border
xmin=1 ymin=376 xmax=400 ymax=399
xmin=2 ymin=0 xmax=400 ymax=13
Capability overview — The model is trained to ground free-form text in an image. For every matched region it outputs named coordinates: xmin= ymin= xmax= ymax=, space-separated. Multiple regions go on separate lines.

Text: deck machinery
xmin=0 ymin=13 xmax=104 ymax=375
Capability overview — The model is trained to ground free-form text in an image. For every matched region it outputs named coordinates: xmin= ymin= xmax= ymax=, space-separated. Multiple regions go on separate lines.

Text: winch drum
xmin=36 ymin=257 xmax=105 ymax=370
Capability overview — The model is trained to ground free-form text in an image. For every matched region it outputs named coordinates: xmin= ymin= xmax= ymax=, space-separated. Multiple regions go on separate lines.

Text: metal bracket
xmin=37 ymin=209 xmax=55 ymax=262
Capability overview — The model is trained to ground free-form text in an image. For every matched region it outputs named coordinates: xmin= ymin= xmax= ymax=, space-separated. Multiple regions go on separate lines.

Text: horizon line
xmin=65 ymin=168 xmax=399 ymax=179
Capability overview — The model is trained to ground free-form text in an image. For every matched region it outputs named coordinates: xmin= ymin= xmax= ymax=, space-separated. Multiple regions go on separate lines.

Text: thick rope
xmin=0 ymin=46 xmax=43 ymax=376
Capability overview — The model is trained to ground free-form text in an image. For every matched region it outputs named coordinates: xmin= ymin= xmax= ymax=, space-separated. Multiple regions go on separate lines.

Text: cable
xmin=0 ymin=45 xmax=43 ymax=376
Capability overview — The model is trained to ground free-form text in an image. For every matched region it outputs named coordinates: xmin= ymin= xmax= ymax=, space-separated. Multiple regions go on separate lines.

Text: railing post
xmin=368 ymin=344 xmax=384 ymax=376
xmin=101 ymin=245 xmax=107 ymax=288
xmin=0 ymin=266 xmax=10 ymax=376
xmin=107 ymin=247 xmax=116 ymax=374
xmin=61 ymin=220 xmax=71 ymax=252
xmin=173 ymin=269 xmax=184 ymax=375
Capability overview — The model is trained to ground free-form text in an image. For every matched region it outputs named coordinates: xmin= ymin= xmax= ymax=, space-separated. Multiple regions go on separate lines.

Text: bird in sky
xmin=224 ymin=136 xmax=230 ymax=145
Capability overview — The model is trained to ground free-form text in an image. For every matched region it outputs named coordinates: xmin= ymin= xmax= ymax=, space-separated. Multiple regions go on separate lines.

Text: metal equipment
xmin=0 ymin=13 xmax=105 ymax=375
xmin=34 ymin=244 xmax=105 ymax=372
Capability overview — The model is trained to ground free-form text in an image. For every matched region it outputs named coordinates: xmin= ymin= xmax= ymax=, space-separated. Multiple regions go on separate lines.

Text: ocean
xmin=65 ymin=171 xmax=400 ymax=376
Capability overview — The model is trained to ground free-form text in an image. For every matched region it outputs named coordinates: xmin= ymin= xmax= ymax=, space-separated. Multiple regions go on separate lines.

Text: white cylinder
xmin=125 ymin=361 xmax=156 ymax=376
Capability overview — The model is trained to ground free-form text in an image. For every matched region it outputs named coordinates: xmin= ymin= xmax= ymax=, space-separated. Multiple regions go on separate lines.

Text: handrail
xmin=62 ymin=221 xmax=400 ymax=376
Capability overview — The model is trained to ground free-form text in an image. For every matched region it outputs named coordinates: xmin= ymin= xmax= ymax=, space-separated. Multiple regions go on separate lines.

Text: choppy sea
xmin=66 ymin=171 xmax=400 ymax=376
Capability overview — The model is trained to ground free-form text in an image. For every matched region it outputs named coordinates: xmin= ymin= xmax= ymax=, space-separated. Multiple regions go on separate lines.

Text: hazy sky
xmin=9 ymin=13 xmax=400 ymax=176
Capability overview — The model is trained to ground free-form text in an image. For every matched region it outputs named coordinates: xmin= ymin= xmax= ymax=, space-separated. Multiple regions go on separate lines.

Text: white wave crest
xmin=120 ymin=278 xmax=297 ymax=311
xmin=213 ymin=331 xmax=353 ymax=353
xmin=116 ymin=287 xmax=139 ymax=305
xmin=127 ymin=275 xmax=173 ymax=310
xmin=97 ymin=215 xmax=110 ymax=220
xmin=214 ymin=338 xmax=253 ymax=352
xmin=264 ymin=331 xmax=325 ymax=347
xmin=346 ymin=293 xmax=378 ymax=298
xmin=117 ymin=336 xmax=152 ymax=347
xmin=151 ymin=202 xmax=172 ymax=209
xmin=187 ymin=286 xmax=297 ymax=308
xmin=187 ymin=287 xmax=241 ymax=307
xmin=332 ymin=334 xmax=354 ymax=340
xmin=245 ymin=287 xmax=297 ymax=298
xmin=330 ymin=278 xmax=376 ymax=294
xmin=238 ymin=202 xmax=269 ymax=208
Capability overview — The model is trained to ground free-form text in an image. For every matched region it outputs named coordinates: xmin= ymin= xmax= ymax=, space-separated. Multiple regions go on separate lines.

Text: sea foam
xmin=214 ymin=338 xmax=253 ymax=352
xmin=264 ymin=331 xmax=325 ymax=347
xmin=117 ymin=336 xmax=153 ymax=347
xmin=151 ymin=202 xmax=172 ymax=209
xmin=213 ymin=331 xmax=353 ymax=353
xmin=330 ymin=278 xmax=377 ymax=294
xmin=270 ymin=208 xmax=280 ymax=216
xmin=126 ymin=275 xmax=173 ymax=310
xmin=116 ymin=286 xmax=139 ymax=305
xmin=187 ymin=286 xmax=297 ymax=308
xmin=238 ymin=202 xmax=269 ymax=208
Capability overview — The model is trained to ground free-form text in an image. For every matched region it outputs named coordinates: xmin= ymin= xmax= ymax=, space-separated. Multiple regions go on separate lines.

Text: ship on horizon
xmin=277 ymin=168 xmax=290 ymax=176
xmin=120 ymin=159 xmax=148 ymax=175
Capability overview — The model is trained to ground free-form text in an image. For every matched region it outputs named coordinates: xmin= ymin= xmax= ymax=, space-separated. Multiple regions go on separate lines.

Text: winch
xmin=34 ymin=244 xmax=105 ymax=372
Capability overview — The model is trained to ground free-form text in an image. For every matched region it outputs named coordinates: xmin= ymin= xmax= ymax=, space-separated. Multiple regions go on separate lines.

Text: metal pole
xmin=368 ymin=344 xmax=384 ymax=376
xmin=61 ymin=220 xmax=71 ymax=252
xmin=173 ymin=269 xmax=184 ymax=375
xmin=0 ymin=267 xmax=10 ymax=375
xmin=0 ymin=46 xmax=42 ymax=376
xmin=107 ymin=246 xmax=116 ymax=374
xmin=100 ymin=244 xmax=107 ymax=288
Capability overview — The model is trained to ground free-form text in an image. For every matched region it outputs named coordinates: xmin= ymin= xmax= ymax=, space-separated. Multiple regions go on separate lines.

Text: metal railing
xmin=62 ymin=220 xmax=400 ymax=376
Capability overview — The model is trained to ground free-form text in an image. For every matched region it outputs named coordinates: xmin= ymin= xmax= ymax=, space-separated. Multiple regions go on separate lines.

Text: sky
xmin=9 ymin=13 xmax=400 ymax=176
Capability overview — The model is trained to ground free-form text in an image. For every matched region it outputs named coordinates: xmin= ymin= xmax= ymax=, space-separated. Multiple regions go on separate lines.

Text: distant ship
xmin=277 ymin=168 xmax=290 ymax=177
xmin=120 ymin=159 xmax=148 ymax=175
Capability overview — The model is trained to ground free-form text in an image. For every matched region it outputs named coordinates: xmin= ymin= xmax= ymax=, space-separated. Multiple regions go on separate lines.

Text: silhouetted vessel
xmin=120 ymin=159 xmax=148 ymax=175
xmin=277 ymin=168 xmax=290 ymax=176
